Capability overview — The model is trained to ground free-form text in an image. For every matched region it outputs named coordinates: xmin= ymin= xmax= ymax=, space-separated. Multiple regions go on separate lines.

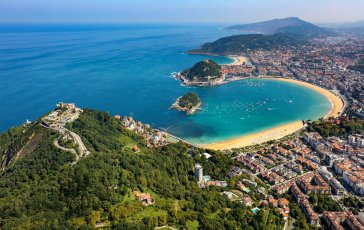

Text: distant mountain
xmin=324 ymin=20 xmax=364 ymax=36
xmin=340 ymin=20 xmax=364 ymax=28
xmin=227 ymin=17 xmax=331 ymax=38
xmin=189 ymin=33 xmax=305 ymax=56
xmin=350 ymin=20 xmax=364 ymax=27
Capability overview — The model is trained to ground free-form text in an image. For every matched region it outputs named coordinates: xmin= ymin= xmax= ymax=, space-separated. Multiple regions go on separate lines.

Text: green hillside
xmin=181 ymin=60 xmax=222 ymax=82
xmin=190 ymin=33 xmax=304 ymax=55
xmin=0 ymin=109 xmax=284 ymax=229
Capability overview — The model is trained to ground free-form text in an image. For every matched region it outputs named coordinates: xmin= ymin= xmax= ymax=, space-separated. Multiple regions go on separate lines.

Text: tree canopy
xmin=0 ymin=109 xmax=285 ymax=229
xmin=181 ymin=60 xmax=221 ymax=82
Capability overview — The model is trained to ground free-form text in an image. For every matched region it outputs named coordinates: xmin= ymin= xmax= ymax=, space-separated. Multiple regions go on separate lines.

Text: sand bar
xmin=202 ymin=78 xmax=345 ymax=150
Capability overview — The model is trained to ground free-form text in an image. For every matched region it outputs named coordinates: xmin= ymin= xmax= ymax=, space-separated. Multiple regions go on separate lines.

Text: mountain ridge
xmin=189 ymin=33 xmax=305 ymax=56
xmin=226 ymin=17 xmax=331 ymax=38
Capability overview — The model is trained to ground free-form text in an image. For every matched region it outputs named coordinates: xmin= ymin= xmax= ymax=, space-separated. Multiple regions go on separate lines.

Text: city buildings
xmin=323 ymin=211 xmax=364 ymax=230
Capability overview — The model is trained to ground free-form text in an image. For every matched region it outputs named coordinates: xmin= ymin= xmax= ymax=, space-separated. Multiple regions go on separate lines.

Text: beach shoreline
xmin=202 ymin=77 xmax=345 ymax=150
xmin=202 ymin=121 xmax=305 ymax=150
xmin=226 ymin=56 xmax=248 ymax=66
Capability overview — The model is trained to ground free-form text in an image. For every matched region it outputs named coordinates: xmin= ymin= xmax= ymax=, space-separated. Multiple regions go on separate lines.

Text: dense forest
xmin=0 ymin=109 xmax=285 ymax=229
xmin=181 ymin=60 xmax=222 ymax=82
xmin=189 ymin=34 xmax=304 ymax=55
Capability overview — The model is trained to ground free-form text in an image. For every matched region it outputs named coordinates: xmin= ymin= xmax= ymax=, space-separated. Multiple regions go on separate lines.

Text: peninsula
xmin=176 ymin=60 xmax=224 ymax=86
xmin=171 ymin=92 xmax=202 ymax=114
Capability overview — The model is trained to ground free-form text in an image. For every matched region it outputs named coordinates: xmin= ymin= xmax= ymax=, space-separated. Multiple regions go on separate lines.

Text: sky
xmin=0 ymin=0 xmax=363 ymax=24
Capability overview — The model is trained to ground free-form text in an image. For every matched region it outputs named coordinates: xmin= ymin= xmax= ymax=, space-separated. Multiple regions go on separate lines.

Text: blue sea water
xmin=0 ymin=24 xmax=331 ymax=144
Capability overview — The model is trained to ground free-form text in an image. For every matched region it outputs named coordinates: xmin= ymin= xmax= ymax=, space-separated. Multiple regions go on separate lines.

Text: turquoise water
xmin=177 ymin=79 xmax=331 ymax=144
xmin=0 ymin=24 xmax=331 ymax=144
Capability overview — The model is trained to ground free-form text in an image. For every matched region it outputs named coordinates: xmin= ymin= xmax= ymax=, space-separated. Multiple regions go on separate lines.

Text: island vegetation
xmin=177 ymin=60 xmax=224 ymax=86
xmin=171 ymin=92 xmax=202 ymax=114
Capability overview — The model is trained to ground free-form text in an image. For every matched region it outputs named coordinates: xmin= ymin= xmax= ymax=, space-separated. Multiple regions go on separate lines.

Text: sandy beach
xmin=203 ymin=78 xmax=345 ymax=150
xmin=227 ymin=56 xmax=248 ymax=66
xmin=203 ymin=121 xmax=304 ymax=150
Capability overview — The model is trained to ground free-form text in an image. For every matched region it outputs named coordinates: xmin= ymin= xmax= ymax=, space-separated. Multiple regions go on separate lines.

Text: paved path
xmin=165 ymin=133 xmax=201 ymax=149
xmin=53 ymin=139 xmax=79 ymax=162
xmin=40 ymin=110 xmax=90 ymax=165
xmin=59 ymin=126 xmax=90 ymax=157
xmin=283 ymin=219 xmax=288 ymax=230
xmin=155 ymin=226 xmax=178 ymax=230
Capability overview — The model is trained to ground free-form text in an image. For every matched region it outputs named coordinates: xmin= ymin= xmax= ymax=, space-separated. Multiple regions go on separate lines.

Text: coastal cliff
xmin=171 ymin=92 xmax=202 ymax=114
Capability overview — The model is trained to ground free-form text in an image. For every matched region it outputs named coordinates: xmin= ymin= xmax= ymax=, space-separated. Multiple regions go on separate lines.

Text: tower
xmin=194 ymin=164 xmax=203 ymax=183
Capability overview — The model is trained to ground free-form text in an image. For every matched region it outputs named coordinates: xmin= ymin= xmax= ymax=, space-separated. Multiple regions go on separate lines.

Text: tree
xmin=89 ymin=210 xmax=101 ymax=227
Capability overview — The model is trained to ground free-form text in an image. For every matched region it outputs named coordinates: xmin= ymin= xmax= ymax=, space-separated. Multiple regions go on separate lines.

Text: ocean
xmin=0 ymin=24 xmax=331 ymax=144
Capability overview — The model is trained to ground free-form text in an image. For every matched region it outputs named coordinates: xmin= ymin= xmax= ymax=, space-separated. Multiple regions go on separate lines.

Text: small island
xmin=176 ymin=60 xmax=224 ymax=86
xmin=171 ymin=92 xmax=202 ymax=114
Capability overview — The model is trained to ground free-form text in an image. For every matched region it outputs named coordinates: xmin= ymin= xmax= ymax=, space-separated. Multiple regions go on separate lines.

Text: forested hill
xmin=189 ymin=17 xmax=333 ymax=56
xmin=190 ymin=33 xmax=304 ymax=56
xmin=226 ymin=17 xmax=332 ymax=38
xmin=181 ymin=60 xmax=221 ymax=81
xmin=0 ymin=109 xmax=284 ymax=229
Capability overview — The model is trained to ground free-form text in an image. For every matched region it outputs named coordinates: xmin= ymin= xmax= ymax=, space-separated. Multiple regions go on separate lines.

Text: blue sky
xmin=0 ymin=0 xmax=363 ymax=24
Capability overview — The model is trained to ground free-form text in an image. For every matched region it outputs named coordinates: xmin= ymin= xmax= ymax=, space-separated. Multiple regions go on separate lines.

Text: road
xmin=41 ymin=109 xmax=90 ymax=165
xmin=60 ymin=126 xmax=90 ymax=157
xmin=165 ymin=133 xmax=201 ymax=149
xmin=53 ymin=139 xmax=79 ymax=162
